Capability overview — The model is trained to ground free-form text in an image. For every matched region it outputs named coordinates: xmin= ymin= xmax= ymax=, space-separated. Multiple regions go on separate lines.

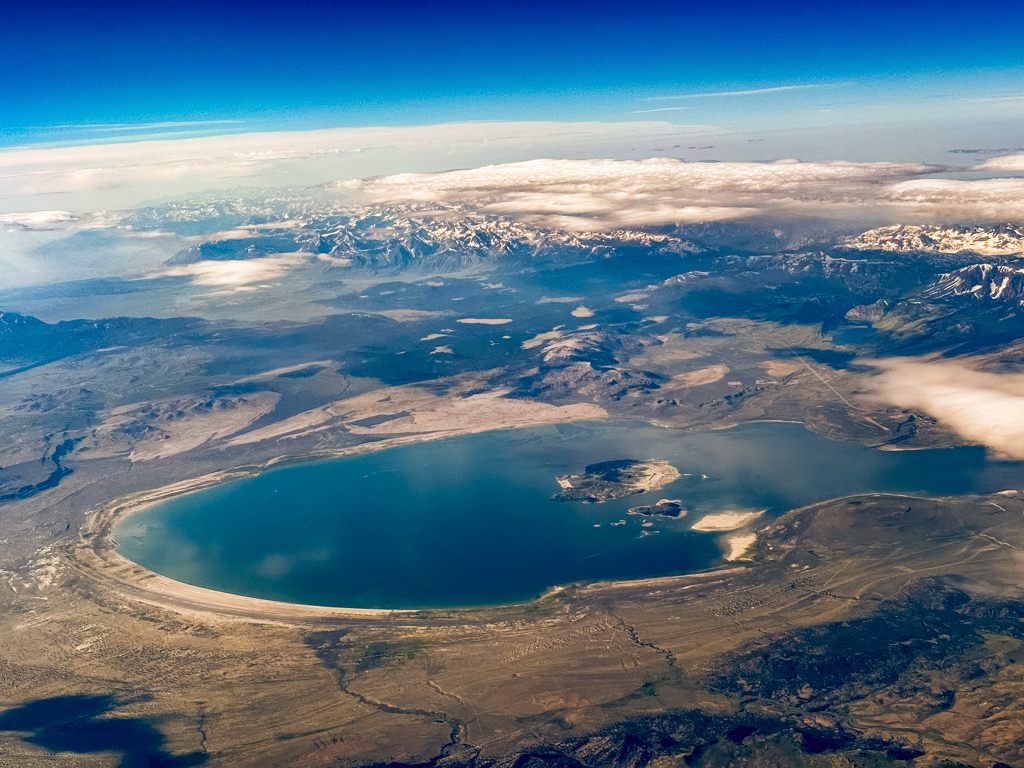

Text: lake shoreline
xmin=69 ymin=414 xmax=1014 ymax=622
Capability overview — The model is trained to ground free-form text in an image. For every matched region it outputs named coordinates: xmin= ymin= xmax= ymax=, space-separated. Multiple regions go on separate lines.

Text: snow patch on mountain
xmin=842 ymin=224 xmax=1024 ymax=257
xmin=924 ymin=263 xmax=1024 ymax=303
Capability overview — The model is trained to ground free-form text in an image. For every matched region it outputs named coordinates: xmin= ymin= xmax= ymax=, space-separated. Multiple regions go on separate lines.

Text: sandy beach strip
xmin=691 ymin=510 xmax=763 ymax=532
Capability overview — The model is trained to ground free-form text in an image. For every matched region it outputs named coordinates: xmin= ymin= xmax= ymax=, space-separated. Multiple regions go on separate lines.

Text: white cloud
xmin=964 ymin=94 xmax=1024 ymax=104
xmin=882 ymin=178 xmax=1024 ymax=220
xmin=342 ymin=157 xmax=1024 ymax=230
xmin=644 ymin=84 xmax=828 ymax=101
xmin=629 ymin=107 xmax=693 ymax=114
xmin=7 ymin=119 xmax=1020 ymax=236
xmin=149 ymin=253 xmax=307 ymax=288
xmin=977 ymin=153 xmax=1024 ymax=172
xmin=343 ymin=157 xmax=933 ymax=230
xmin=81 ymin=120 xmax=245 ymax=134
xmin=0 ymin=210 xmax=79 ymax=230
xmin=0 ymin=121 xmax=691 ymax=212
xmin=866 ymin=358 xmax=1024 ymax=459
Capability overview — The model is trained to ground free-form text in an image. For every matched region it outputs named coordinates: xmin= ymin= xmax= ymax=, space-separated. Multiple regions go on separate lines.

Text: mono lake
xmin=116 ymin=421 xmax=1024 ymax=609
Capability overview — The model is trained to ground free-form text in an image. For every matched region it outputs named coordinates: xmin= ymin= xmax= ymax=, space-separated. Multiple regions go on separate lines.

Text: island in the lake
xmin=554 ymin=458 xmax=681 ymax=502
xmin=628 ymin=498 xmax=687 ymax=518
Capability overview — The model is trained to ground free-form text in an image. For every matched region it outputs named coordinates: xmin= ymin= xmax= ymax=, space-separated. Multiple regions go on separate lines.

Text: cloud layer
xmin=978 ymin=153 xmax=1024 ymax=172
xmin=4 ymin=120 xmax=1023 ymax=233
xmin=0 ymin=121 xmax=689 ymax=212
xmin=343 ymin=157 xmax=941 ymax=230
xmin=342 ymin=156 xmax=1024 ymax=231
xmin=0 ymin=210 xmax=80 ymax=230
xmin=867 ymin=358 xmax=1024 ymax=459
xmin=884 ymin=178 xmax=1024 ymax=221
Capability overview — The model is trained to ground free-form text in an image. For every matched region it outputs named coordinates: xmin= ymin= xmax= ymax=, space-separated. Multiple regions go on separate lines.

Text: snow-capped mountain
xmin=924 ymin=263 xmax=1024 ymax=303
xmin=165 ymin=205 xmax=702 ymax=273
xmin=842 ymin=224 xmax=1024 ymax=257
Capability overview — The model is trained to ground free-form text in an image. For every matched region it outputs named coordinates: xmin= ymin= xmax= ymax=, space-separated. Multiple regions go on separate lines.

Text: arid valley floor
xmin=3 ymin=189 xmax=1024 ymax=766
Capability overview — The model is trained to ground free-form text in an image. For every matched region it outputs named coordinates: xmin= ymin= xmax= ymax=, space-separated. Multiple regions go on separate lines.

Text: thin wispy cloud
xmin=964 ymin=94 xmax=1024 ymax=104
xmin=629 ymin=106 xmax=693 ymax=114
xmin=88 ymin=120 xmax=246 ymax=133
xmin=21 ymin=119 xmax=245 ymax=133
xmin=644 ymin=84 xmax=829 ymax=102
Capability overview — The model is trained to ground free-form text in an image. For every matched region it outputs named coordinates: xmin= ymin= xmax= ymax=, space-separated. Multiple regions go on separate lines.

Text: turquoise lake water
xmin=116 ymin=421 xmax=1024 ymax=609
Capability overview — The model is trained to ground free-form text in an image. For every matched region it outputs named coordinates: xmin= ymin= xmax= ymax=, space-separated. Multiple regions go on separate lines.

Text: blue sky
xmin=3 ymin=0 xmax=1023 ymax=145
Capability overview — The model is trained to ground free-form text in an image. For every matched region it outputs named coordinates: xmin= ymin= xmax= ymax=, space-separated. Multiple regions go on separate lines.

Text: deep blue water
xmin=117 ymin=421 xmax=1024 ymax=609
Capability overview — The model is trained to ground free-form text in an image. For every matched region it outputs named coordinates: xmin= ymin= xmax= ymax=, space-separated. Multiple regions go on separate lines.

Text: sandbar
xmin=691 ymin=510 xmax=763 ymax=532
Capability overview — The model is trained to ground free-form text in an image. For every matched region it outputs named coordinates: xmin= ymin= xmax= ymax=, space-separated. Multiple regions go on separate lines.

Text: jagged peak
xmin=842 ymin=224 xmax=1024 ymax=257
xmin=925 ymin=262 xmax=1024 ymax=302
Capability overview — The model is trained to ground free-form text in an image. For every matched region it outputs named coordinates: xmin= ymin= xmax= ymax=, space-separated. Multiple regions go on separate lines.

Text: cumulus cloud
xmin=343 ymin=157 xmax=933 ymax=231
xmin=866 ymin=358 xmax=1024 ymax=459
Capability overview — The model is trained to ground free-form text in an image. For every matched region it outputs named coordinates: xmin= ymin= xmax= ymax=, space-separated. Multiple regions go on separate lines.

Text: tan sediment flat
xmin=760 ymin=359 xmax=802 ymax=378
xmin=575 ymin=565 xmax=750 ymax=595
xmin=522 ymin=329 xmax=563 ymax=349
xmin=234 ymin=361 xmax=334 ymax=383
xmin=456 ymin=317 xmax=513 ymax=325
xmin=86 ymin=391 xmax=281 ymax=461
xmin=229 ymin=376 xmax=605 ymax=446
xmin=723 ymin=532 xmax=757 ymax=561
xmin=344 ymin=390 xmax=604 ymax=437
xmin=625 ymin=331 xmax=704 ymax=369
xmin=537 ymin=295 xmax=583 ymax=304
xmin=570 ymin=305 xmax=594 ymax=318
xmin=691 ymin=510 xmax=763 ymax=531
xmin=633 ymin=460 xmax=682 ymax=492
xmin=368 ymin=309 xmax=450 ymax=322
xmin=670 ymin=364 xmax=729 ymax=388
xmin=615 ymin=290 xmax=651 ymax=303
